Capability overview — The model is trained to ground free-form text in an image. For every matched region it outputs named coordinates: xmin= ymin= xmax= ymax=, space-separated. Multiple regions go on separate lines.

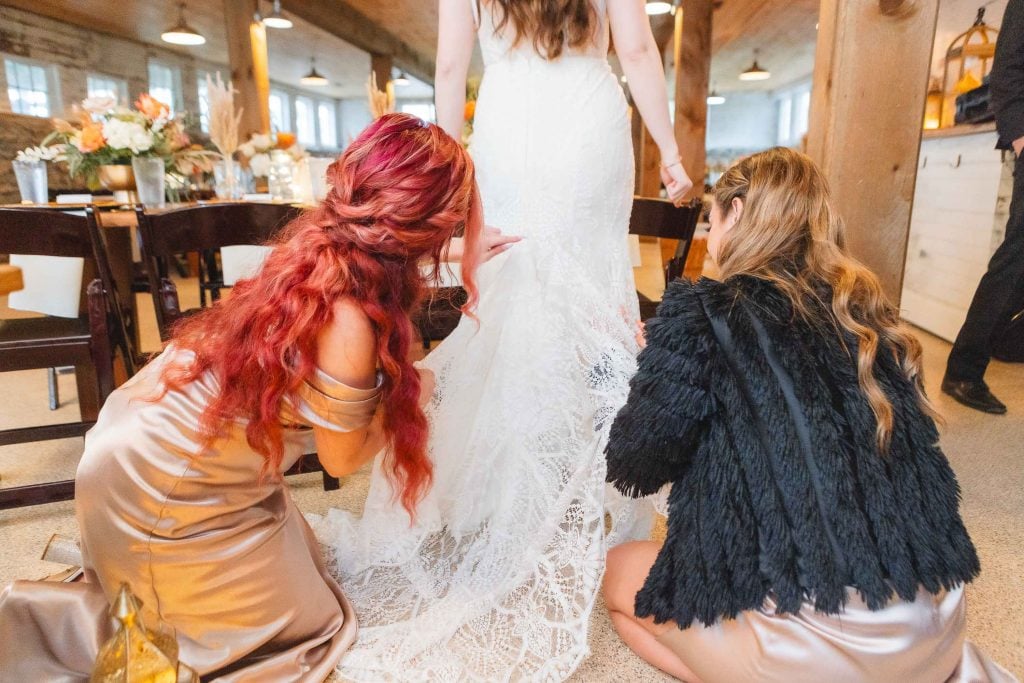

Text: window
xmin=5 ymin=57 xmax=56 ymax=117
xmin=87 ymin=74 xmax=128 ymax=105
xmin=295 ymin=96 xmax=316 ymax=146
xmin=399 ymin=102 xmax=436 ymax=123
xmin=317 ymin=101 xmax=338 ymax=148
xmin=776 ymin=98 xmax=792 ymax=146
xmin=269 ymin=89 xmax=291 ymax=134
xmin=775 ymin=82 xmax=811 ymax=147
xmin=148 ymin=61 xmax=182 ymax=114
xmin=196 ymin=70 xmax=214 ymax=133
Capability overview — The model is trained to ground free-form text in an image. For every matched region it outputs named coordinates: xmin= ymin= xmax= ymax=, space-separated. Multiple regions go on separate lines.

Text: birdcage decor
xmin=940 ymin=7 xmax=999 ymax=128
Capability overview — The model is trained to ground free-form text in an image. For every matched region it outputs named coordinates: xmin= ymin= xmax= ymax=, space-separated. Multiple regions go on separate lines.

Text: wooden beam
xmin=280 ymin=0 xmax=434 ymax=84
xmin=674 ymin=0 xmax=713 ymax=201
xmin=807 ymin=0 xmax=940 ymax=302
xmin=224 ymin=0 xmax=271 ymax=137
xmin=371 ymin=54 xmax=393 ymax=92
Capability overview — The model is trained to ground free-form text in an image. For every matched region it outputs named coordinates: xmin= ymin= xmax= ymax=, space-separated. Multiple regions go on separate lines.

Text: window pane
xmin=399 ymin=103 xmax=436 ymax=123
xmin=196 ymin=72 xmax=210 ymax=132
xmin=777 ymin=98 xmax=792 ymax=146
xmin=87 ymin=74 xmax=127 ymax=104
xmin=793 ymin=90 xmax=811 ymax=142
xmin=295 ymin=96 xmax=316 ymax=146
xmin=148 ymin=62 xmax=179 ymax=115
xmin=5 ymin=58 xmax=51 ymax=117
xmin=317 ymin=101 xmax=337 ymax=148
xmin=269 ymin=91 xmax=290 ymax=133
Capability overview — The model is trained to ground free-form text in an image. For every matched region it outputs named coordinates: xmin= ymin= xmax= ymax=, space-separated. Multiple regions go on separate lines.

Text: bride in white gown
xmin=314 ymin=0 xmax=692 ymax=679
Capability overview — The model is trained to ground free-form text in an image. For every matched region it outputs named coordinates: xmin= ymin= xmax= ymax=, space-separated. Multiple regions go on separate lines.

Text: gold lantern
xmin=940 ymin=7 xmax=999 ymax=128
xmin=91 ymin=583 xmax=198 ymax=683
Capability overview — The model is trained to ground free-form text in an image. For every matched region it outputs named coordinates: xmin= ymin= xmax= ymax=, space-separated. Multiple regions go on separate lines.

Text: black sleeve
xmin=991 ymin=0 xmax=1024 ymax=145
xmin=605 ymin=280 xmax=717 ymax=498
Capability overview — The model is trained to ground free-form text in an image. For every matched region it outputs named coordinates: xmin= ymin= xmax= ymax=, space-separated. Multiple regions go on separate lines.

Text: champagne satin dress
xmin=0 ymin=347 xmax=380 ymax=682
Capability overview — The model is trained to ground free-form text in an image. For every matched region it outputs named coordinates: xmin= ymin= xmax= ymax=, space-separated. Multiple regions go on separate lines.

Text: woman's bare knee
xmin=604 ymin=541 xmax=662 ymax=614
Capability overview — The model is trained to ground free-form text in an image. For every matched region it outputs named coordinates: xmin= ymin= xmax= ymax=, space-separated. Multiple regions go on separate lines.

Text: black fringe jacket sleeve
xmin=606 ymin=280 xmax=718 ymax=498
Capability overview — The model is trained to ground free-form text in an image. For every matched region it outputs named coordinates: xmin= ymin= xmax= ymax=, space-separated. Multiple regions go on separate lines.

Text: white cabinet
xmin=901 ymin=128 xmax=1012 ymax=341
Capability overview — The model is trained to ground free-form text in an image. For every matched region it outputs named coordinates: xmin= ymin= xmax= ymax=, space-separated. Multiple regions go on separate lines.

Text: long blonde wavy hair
xmin=712 ymin=147 xmax=937 ymax=450
xmin=483 ymin=0 xmax=597 ymax=59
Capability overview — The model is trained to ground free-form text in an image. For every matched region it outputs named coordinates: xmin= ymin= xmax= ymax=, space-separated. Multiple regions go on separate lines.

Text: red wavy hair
xmin=160 ymin=114 xmax=480 ymax=514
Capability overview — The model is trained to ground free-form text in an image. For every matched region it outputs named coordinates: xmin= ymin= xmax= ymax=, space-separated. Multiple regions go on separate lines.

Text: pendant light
xmin=707 ymin=87 xmax=725 ymax=106
xmin=263 ymin=0 xmax=293 ymax=29
xmin=300 ymin=57 xmax=328 ymax=87
xmin=645 ymin=1 xmax=674 ymax=15
xmin=739 ymin=50 xmax=771 ymax=81
xmin=161 ymin=3 xmax=206 ymax=46
xmin=393 ymin=71 xmax=411 ymax=86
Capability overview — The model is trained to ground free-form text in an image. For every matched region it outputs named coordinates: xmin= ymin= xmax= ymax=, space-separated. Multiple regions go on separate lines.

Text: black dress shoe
xmin=941 ymin=377 xmax=1008 ymax=415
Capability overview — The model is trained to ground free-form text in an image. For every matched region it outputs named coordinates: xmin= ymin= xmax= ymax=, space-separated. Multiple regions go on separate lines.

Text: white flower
xmin=238 ymin=141 xmax=256 ymax=158
xmin=286 ymin=144 xmax=308 ymax=161
xmin=82 ymin=96 xmax=115 ymax=115
xmin=249 ymin=152 xmax=271 ymax=178
xmin=102 ymin=117 xmax=154 ymax=153
xmin=15 ymin=145 xmax=61 ymax=162
xmin=251 ymin=133 xmax=272 ymax=150
xmin=151 ymin=116 xmax=168 ymax=133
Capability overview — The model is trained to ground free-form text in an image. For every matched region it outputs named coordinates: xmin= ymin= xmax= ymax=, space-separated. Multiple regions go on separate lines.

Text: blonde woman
xmin=314 ymin=0 xmax=692 ymax=680
xmin=603 ymin=148 xmax=1012 ymax=682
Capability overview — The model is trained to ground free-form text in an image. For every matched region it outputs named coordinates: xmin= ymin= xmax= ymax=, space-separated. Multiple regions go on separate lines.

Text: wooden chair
xmin=135 ymin=202 xmax=302 ymax=341
xmin=135 ymin=202 xmax=339 ymax=491
xmin=629 ymin=197 xmax=703 ymax=320
xmin=0 ymin=206 xmax=133 ymax=509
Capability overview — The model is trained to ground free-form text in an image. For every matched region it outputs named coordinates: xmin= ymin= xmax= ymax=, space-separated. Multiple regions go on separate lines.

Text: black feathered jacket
xmin=606 ymin=275 xmax=979 ymax=628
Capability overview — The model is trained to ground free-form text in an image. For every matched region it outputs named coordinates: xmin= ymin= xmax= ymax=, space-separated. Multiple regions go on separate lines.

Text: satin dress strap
xmin=287 ymin=368 xmax=383 ymax=432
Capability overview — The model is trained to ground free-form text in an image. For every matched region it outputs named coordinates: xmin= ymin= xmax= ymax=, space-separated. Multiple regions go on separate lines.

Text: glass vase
xmin=267 ymin=151 xmax=295 ymax=201
xmin=13 ymin=159 xmax=48 ymax=204
xmin=213 ymin=160 xmax=244 ymax=200
xmin=131 ymin=157 xmax=166 ymax=209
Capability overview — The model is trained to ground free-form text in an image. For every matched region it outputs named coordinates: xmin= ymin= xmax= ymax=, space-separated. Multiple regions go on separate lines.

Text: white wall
xmin=706 ymin=91 xmax=778 ymax=152
xmin=340 ymin=99 xmax=373 ymax=148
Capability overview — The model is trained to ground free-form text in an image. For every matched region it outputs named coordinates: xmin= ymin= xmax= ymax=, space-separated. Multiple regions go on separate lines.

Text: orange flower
xmin=77 ymin=124 xmax=105 ymax=153
xmin=135 ymin=93 xmax=170 ymax=120
xmin=464 ymin=100 xmax=476 ymax=121
xmin=275 ymin=131 xmax=296 ymax=149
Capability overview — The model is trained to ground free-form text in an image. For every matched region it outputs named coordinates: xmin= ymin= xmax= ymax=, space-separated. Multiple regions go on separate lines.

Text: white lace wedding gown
xmin=313 ymin=1 xmax=652 ymax=679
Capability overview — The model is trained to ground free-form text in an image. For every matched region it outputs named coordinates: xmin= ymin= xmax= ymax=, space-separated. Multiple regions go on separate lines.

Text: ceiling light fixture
xmin=707 ymin=89 xmax=725 ymax=105
xmin=393 ymin=71 xmax=411 ymax=86
xmin=645 ymin=1 xmax=674 ymax=16
xmin=739 ymin=51 xmax=771 ymax=81
xmin=300 ymin=57 xmax=328 ymax=86
xmin=161 ymin=3 xmax=206 ymax=46
xmin=263 ymin=0 xmax=293 ymax=29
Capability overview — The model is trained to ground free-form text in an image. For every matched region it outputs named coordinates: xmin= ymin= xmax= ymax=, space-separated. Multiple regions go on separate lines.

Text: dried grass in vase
xmin=207 ymin=72 xmax=243 ymax=158
xmin=367 ymin=73 xmax=395 ymax=120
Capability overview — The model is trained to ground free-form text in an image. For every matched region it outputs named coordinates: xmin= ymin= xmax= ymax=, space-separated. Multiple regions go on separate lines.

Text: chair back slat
xmin=135 ymin=203 xmax=302 ymax=257
xmin=628 ymin=197 xmax=702 ymax=240
xmin=0 ymin=207 xmax=94 ymax=258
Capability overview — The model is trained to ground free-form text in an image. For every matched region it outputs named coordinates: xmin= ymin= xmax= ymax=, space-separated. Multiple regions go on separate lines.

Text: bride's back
xmin=474 ymin=0 xmax=609 ymax=65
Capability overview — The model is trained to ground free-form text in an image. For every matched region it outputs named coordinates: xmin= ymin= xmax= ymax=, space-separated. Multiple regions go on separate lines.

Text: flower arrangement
xmin=237 ymin=131 xmax=307 ymax=178
xmin=15 ymin=145 xmax=63 ymax=163
xmin=462 ymin=78 xmax=480 ymax=147
xmin=43 ymin=94 xmax=199 ymax=187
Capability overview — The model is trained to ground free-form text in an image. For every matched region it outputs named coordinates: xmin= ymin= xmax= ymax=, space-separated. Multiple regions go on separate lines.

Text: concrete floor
xmin=1 ymin=245 xmax=1021 ymax=680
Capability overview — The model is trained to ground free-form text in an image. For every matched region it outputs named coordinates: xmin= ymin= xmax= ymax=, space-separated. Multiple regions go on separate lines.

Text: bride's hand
xmin=417 ymin=368 xmax=436 ymax=407
xmin=480 ymin=226 xmax=522 ymax=263
xmin=660 ymin=161 xmax=693 ymax=207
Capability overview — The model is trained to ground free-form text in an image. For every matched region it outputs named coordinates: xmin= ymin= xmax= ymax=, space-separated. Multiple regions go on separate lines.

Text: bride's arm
xmin=608 ymin=0 xmax=693 ymax=201
xmin=436 ymin=0 xmax=477 ymax=139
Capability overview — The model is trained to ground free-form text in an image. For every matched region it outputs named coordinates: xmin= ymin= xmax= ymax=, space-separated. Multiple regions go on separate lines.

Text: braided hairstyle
xmin=161 ymin=114 xmax=480 ymax=513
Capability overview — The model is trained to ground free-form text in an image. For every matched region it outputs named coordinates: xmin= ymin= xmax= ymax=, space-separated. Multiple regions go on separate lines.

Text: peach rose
xmin=135 ymin=93 xmax=170 ymax=120
xmin=464 ymin=100 xmax=476 ymax=121
xmin=275 ymin=131 xmax=296 ymax=149
xmin=77 ymin=124 xmax=105 ymax=153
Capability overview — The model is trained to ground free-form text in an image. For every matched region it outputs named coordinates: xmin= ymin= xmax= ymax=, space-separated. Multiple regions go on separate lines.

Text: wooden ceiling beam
xmin=279 ymin=0 xmax=435 ymax=85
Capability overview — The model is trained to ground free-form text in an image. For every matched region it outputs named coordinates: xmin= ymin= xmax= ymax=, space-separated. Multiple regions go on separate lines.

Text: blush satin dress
xmin=0 ymin=346 xmax=380 ymax=682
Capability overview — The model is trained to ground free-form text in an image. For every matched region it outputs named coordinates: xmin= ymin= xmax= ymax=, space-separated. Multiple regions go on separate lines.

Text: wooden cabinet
xmin=900 ymin=126 xmax=1012 ymax=341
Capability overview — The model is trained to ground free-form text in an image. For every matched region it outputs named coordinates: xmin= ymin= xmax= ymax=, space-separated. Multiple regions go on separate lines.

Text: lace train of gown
xmin=312 ymin=2 xmax=655 ymax=679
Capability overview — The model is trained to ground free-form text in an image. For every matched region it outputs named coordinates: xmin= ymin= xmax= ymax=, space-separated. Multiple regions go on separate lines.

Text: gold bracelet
xmin=661 ymin=157 xmax=682 ymax=170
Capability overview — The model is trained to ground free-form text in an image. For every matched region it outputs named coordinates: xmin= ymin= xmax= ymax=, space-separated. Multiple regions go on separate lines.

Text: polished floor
xmin=1 ymin=245 xmax=1021 ymax=680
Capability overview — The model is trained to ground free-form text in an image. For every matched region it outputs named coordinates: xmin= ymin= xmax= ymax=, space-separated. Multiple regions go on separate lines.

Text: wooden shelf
xmin=922 ymin=122 xmax=997 ymax=140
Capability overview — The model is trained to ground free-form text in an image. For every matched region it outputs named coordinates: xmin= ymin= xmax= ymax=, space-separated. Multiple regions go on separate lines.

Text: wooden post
xmin=370 ymin=54 xmax=393 ymax=91
xmin=224 ymin=0 xmax=271 ymax=136
xmin=665 ymin=0 xmax=712 ymax=265
xmin=807 ymin=0 xmax=940 ymax=302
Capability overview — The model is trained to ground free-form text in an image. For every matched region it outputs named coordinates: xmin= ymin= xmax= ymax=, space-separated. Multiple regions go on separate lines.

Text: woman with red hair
xmin=0 ymin=114 xmax=506 ymax=681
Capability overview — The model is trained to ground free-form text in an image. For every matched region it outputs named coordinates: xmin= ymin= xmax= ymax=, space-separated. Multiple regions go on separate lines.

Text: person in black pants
xmin=944 ymin=0 xmax=1024 ymax=414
